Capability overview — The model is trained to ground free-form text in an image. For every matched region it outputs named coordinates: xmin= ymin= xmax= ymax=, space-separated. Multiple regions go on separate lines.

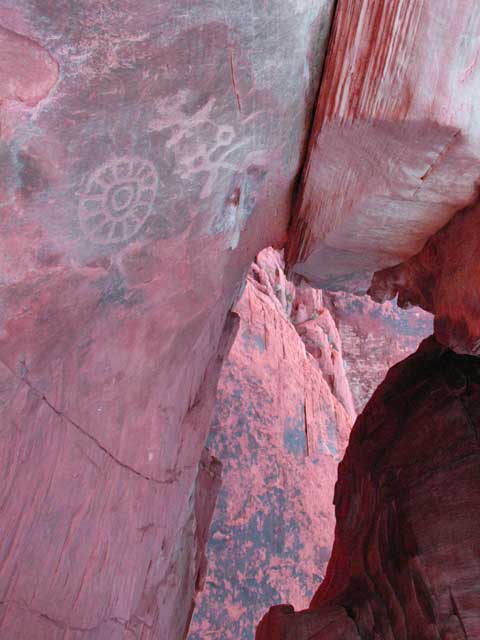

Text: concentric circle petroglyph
xmin=78 ymin=157 xmax=159 ymax=244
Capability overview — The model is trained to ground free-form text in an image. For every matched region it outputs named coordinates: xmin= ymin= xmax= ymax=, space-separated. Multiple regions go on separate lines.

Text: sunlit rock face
xmin=189 ymin=249 xmax=432 ymax=639
xmin=287 ymin=0 xmax=480 ymax=293
xmin=189 ymin=249 xmax=353 ymax=640
xmin=257 ymin=337 xmax=480 ymax=639
xmin=324 ymin=291 xmax=432 ymax=412
xmin=370 ymin=198 xmax=480 ymax=357
xmin=0 ymin=2 xmax=336 ymax=638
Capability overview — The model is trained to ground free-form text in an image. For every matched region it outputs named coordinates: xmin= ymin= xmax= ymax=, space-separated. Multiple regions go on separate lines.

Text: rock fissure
xmin=41 ymin=394 xmax=181 ymax=486
xmin=0 ymin=357 xmax=181 ymax=486
xmin=229 ymin=50 xmax=242 ymax=114
xmin=0 ymin=599 xmax=130 ymax=634
xmin=448 ymin=587 xmax=468 ymax=640
xmin=415 ymin=128 xmax=461 ymax=187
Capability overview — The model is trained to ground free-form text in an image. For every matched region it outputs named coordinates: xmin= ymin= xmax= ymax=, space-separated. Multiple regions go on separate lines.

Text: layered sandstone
xmin=257 ymin=337 xmax=480 ymax=639
xmin=287 ymin=0 xmax=480 ymax=293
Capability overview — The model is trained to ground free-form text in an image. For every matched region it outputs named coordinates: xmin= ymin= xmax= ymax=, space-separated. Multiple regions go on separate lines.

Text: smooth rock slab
xmin=287 ymin=0 xmax=480 ymax=292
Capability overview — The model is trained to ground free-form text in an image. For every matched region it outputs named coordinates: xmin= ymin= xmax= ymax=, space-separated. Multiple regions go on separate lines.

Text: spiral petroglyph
xmin=78 ymin=157 xmax=159 ymax=245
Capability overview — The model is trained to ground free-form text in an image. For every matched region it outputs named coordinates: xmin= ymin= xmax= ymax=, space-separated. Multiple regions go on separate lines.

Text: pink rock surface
xmin=324 ymin=291 xmax=432 ymax=412
xmin=0 ymin=24 xmax=58 ymax=107
xmin=0 ymin=2 xmax=336 ymax=638
xmin=1 ymin=2 xmax=479 ymax=638
xmin=287 ymin=0 xmax=480 ymax=292
xmin=189 ymin=249 xmax=353 ymax=640
xmin=257 ymin=337 xmax=480 ymax=639
xmin=370 ymin=198 xmax=480 ymax=356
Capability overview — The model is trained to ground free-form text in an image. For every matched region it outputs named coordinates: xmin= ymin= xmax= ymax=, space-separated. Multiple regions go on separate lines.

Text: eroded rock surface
xmin=287 ymin=0 xmax=480 ymax=292
xmin=370 ymin=198 xmax=480 ymax=356
xmin=189 ymin=249 xmax=353 ymax=640
xmin=0 ymin=2 xmax=336 ymax=638
xmin=0 ymin=24 xmax=58 ymax=106
xmin=1 ymin=1 xmax=479 ymax=639
xmin=324 ymin=291 xmax=432 ymax=412
xmin=257 ymin=337 xmax=480 ymax=639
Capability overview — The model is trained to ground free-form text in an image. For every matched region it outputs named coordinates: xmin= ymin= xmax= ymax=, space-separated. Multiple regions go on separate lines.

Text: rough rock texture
xmin=0 ymin=312 xmax=236 ymax=640
xmin=189 ymin=249 xmax=353 ymax=640
xmin=0 ymin=24 xmax=58 ymax=106
xmin=324 ymin=292 xmax=432 ymax=412
xmin=370 ymin=198 xmax=480 ymax=356
xmin=2 ymin=2 xmax=479 ymax=639
xmin=287 ymin=0 xmax=480 ymax=292
xmin=257 ymin=337 xmax=480 ymax=639
xmin=0 ymin=2 xmax=337 ymax=638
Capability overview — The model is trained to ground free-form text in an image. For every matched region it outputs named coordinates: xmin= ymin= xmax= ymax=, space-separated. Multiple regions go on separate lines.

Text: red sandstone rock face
xmin=257 ymin=337 xmax=480 ymax=639
xmin=2 ymin=2 xmax=479 ymax=639
xmin=287 ymin=0 xmax=480 ymax=292
xmin=369 ymin=198 xmax=480 ymax=356
xmin=0 ymin=24 xmax=58 ymax=107
xmin=324 ymin=291 xmax=432 ymax=412
xmin=0 ymin=2 xmax=337 ymax=638
xmin=164 ymin=448 xmax=222 ymax=640
xmin=189 ymin=249 xmax=353 ymax=640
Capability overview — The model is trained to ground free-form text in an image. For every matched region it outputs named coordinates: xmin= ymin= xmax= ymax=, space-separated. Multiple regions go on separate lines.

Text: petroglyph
xmin=149 ymin=91 xmax=256 ymax=199
xmin=78 ymin=157 xmax=159 ymax=245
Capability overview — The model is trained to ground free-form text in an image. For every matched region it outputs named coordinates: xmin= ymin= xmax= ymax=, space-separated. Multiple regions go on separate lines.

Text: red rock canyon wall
xmin=188 ymin=249 xmax=432 ymax=639
xmin=0 ymin=2 xmax=336 ymax=638
xmin=1 ymin=1 xmax=479 ymax=639
xmin=189 ymin=249 xmax=353 ymax=640
xmin=257 ymin=337 xmax=480 ymax=639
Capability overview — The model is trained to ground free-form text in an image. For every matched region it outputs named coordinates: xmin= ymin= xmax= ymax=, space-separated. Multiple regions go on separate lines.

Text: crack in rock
xmin=0 ymin=357 xmax=181 ymax=486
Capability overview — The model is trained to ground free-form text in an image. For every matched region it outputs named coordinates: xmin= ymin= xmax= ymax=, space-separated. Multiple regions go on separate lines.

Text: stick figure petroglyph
xmin=149 ymin=91 xmax=258 ymax=199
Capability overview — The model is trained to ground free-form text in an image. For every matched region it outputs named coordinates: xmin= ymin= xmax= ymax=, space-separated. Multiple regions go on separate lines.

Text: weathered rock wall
xmin=0 ymin=2 xmax=336 ymax=638
xmin=1 ymin=1 xmax=479 ymax=639
xmin=370 ymin=198 xmax=480 ymax=356
xmin=189 ymin=249 xmax=353 ymax=640
xmin=257 ymin=337 xmax=480 ymax=639
xmin=287 ymin=0 xmax=480 ymax=293
xmin=189 ymin=249 xmax=432 ymax=639
xmin=324 ymin=291 xmax=432 ymax=412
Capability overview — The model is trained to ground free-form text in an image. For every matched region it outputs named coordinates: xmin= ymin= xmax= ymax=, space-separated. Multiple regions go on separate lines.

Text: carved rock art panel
xmin=149 ymin=90 xmax=256 ymax=197
xmin=78 ymin=156 xmax=159 ymax=245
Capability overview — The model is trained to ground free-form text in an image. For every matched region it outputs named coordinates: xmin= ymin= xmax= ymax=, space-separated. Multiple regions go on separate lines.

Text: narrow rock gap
xmin=188 ymin=247 xmax=432 ymax=639
xmin=289 ymin=0 xmax=340 ymax=217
